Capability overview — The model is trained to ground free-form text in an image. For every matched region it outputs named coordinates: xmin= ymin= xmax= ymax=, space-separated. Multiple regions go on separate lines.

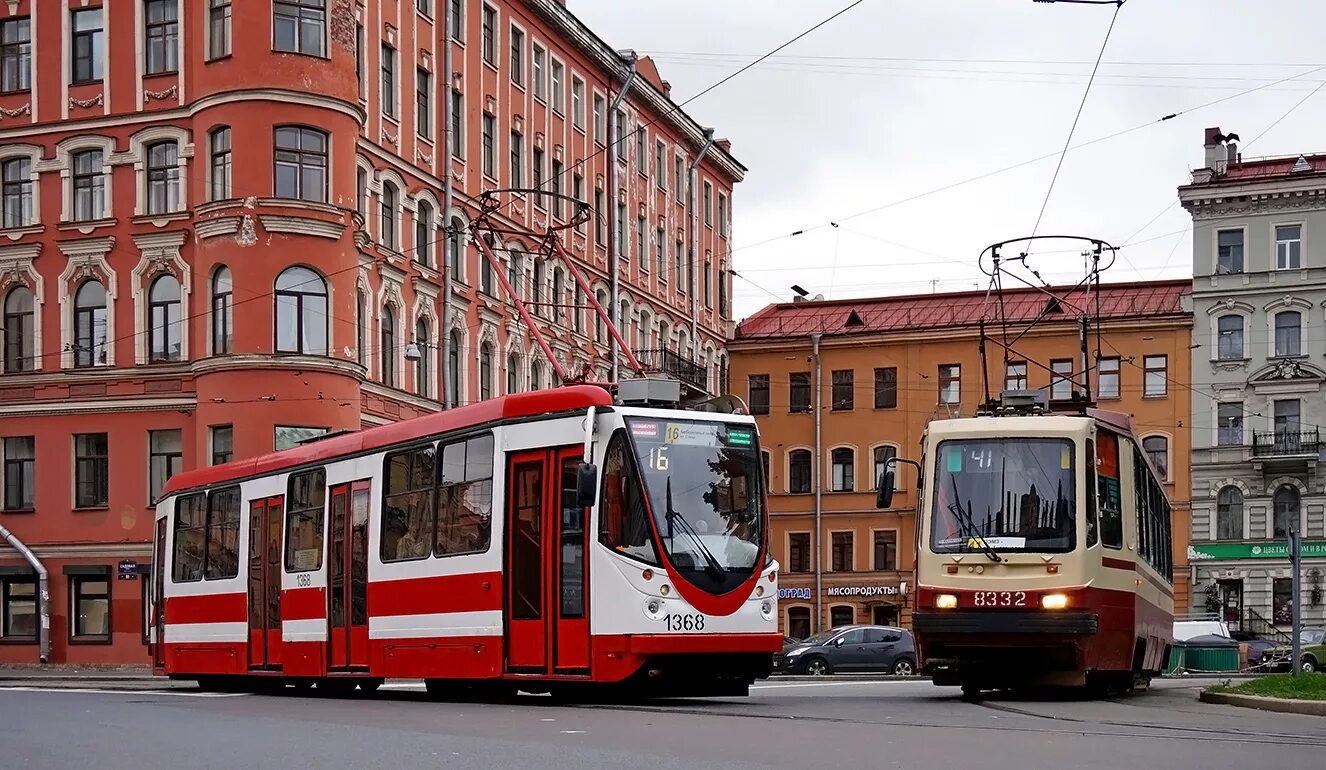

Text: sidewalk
xmin=0 ymin=664 xmax=155 ymax=681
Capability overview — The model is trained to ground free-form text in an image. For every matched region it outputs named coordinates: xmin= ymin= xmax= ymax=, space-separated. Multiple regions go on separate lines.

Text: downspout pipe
xmin=0 ymin=522 xmax=49 ymax=663
xmin=811 ymin=332 xmax=823 ymax=633
xmin=608 ymin=52 xmax=639 ymax=383
xmin=440 ymin=5 xmax=455 ymax=408
xmin=688 ymin=129 xmax=716 ymax=363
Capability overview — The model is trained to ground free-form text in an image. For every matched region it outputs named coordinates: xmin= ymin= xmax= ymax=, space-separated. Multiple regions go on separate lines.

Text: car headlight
xmin=785 ymin=647 xmax=807 ymax=657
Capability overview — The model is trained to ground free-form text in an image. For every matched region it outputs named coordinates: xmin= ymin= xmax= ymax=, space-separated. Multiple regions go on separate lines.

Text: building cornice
xmin=189 ymin=354 xmax=366 ymax=380
xmin=361 ymin=381 xmax=444 ymax=413
xmin=0 ymin=395 xmax=196 ymax=418
xmin=728 ymin=315 xmax=1193 ymax=349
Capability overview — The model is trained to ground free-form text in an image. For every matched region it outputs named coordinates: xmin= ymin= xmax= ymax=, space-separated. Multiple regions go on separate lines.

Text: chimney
xmin=1204 ymin=126 xmax=1228 ymax=175
xmin=715 ymin=138 xmax=732 ymax=154
xmin=660 ymin=79 xmax=671 ymax=98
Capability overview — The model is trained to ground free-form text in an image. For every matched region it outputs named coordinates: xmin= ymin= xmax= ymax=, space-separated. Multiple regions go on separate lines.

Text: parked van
xmin=1173 ymin=618 xmax=1230 ymax=642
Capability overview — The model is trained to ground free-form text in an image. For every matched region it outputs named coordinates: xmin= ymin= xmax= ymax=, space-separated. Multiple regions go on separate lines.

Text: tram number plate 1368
xmin=663 ymin=613 xmax=706 ymax=632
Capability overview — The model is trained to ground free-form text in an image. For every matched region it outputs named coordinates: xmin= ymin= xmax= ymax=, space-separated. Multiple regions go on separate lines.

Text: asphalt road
xmin=1 ymin=679 xmax=1322 ymax=769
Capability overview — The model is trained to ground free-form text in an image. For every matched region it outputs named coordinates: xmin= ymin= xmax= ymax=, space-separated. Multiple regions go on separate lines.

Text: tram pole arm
xmin=474 ymin=233 xmax=569 ymax=384
xmin=550 ymin=239 xmax=647 ymax=378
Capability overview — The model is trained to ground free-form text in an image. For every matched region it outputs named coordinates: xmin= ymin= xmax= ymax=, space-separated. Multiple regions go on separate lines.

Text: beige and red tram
xmin=883 ymin=403 xmax=1174 ymax=698
xmin=149 ymin=385 xmax=781 ymax=696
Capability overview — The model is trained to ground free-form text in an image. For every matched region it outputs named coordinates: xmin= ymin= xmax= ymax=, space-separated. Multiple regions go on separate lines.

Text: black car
xmin=774 ymin=625 xmax=916 ymax=676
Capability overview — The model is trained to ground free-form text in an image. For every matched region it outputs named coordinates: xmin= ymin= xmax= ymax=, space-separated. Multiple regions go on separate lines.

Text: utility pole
xmin=1291 ymin=525 xmax=1303 ymax=675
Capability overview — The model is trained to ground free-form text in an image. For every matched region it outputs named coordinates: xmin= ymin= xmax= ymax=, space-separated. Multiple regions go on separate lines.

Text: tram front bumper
xmin=913 ymin=610 xmax=1099 ymax=636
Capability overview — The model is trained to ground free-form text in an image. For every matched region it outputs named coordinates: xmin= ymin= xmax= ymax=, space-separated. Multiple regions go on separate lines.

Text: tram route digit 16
xmin=663 ymin=612 xmax=706 ymax=632
xmin=972 ymin=591 xmax=1026 ymax=607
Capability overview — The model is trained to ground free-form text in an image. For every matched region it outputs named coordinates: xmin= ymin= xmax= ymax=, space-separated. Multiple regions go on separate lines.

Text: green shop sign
xmin=1188 ymin=541 xmax=1326 ymax=561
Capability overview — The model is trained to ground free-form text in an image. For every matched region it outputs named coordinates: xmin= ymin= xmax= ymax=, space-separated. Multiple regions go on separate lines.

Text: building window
xmin=830 ymin=448 xmax=854 ymax=492
xmin=703 ymin=181 xmax=713 ymax=226
xmin=1005 ymin=361 xmax=1027 ymax=391
xmin=143 ymin=0 xmax=179 ymax=75
xmin=73 ymin=433 xmax=108 ymax=508
xmin=377 ymin=44 xmax=397 ymax=118
xmin=210 ymin=267 xmax=233 ymax=355
xmin=571 ymin=76 xmax=585 ymax=128
xmin=481 ymin=112 xmax=496 ymax=177
xmin=274 ymin=266 xmax=329 ymax=355
xmin=1 ymin=576 xmax=36 ymax=640
xmin=1216 ymin=228 xmax=1243 ymax=274
xmin=1274 ymin=311 xmax=1302 ymax=357
xmin=379 ymin=182 xmax=398 ymax=249
xmin=0 ymin=18 xmax=31 ymax=93
xmin=789 ymin=449 xmax=811 ymax=494
xmin=147 ymin=275 xmax=182 ymax=362
xmin=481 ymin=4 xmax=496 ymax=64
xmin=1215 ymin=486 xmax=1243 ymax=541
xmin=636 ymin=216 xmax=647 ymax=267
xmin=2 ymin=436 xmax=34 ymax=511
xmin=830 ymin=605 xmax=854 ymax=628
xmin=788 ymin=533 xmax=810 ymax=573
xmin=615 ymin=201 xmax=626 ymax=257
xmin=531 ymin=43 xmax=545 ymax=100
xmin=380 ymin=306 xmax=396 ymax=388
xmin=209 ymin=127 xmax=232 ymax=201
xmin=1272 ymin=577 xmax=1294 ymax=625
xmin=1142 ymin=435 xmax=1168 ymax=481
xmin=210 ymin=425 xmax=233 ymax=466
xmin=145 ymin=141 xmax=181 ymax=215
xmin=3 ymin=286 xmax=33 ymax=372
xmin=1217 ymin=314 xmax=1244 ymax=360
xmin=532 ymin=148 xmax=545 ymax=193
xmin=873 ymin=530 xmax=897 ymax=571
xmin=873 ymin=446 xmax=896 ymax=491
xmin=273 ymin=126 xmax=328 ymax=202
xmin=786 ymin=606 xmax=811 ymax=640
xmin=509 ymin=25 xmax=524 ymax=86
xmin=69 ymin=574 xmax=110 ymax=641
xmin=479 ymin=342 xmax=494 ymax=401
xmin=71 ymin=150 xmax=106 ymax=222
xmin=71 ymin=8 xmax=104 ymax=84
xmin=447 ymin=329 xmax=462 ymax=405
xmin=415 ymin=201 xmax=433 ymax=266
xmin=1273 ymin=485 xmax=1299 ymax=540
xmin=938 ymin=364 xmax=960 ymax=404
xmin=674 ymin=155 xmax=685 ymax=202
xmin=613 ymin=109 xmax=626 ymax=160
xmin=414 ymin=319 xmax=430 ymax=397
xmin=593 ymin=94 xmax=605 ymax=145
xmin=149 ymin=429 xmax=182 ymax=503
xmin=510 ymin=131 xmax=523 ymax=187
xmin=1274 ymin=399 xmax=1301 ymax=449
xmin=1275 ymin=224 xmax=1302 ymax=270
xmin=867 ymin=367 xmax=897 ymax=409
xmin=1217 ymin=401 xmax=1243 ymax=446
xmin=448 ymin=0 xmax=462 ymax=39
xmin=831 ymin=531 xmax=853 ymax=572
xmin=208 ymin=0 xmax=232 ymax=60
xmin=73 ymin=280 xmax=109 ymax=368
xmin=1051 ymin=359 xmax=1073 ymax=400
xmin=506 ymin=352 xmax=519 ymax=394
xmin=1143 ymin=355 xmax=1166 ymax=397
xmin=274 ymin=426 xmax=328 ymax=451
xmin=448 ymin=89 xmax=464 ymax=159
xmin=416 ymin=67 xmax=431 ymax=135
xmin=594 ymin=190 xmax=606 ymax=245
xmin=1098 ymin=356 xmax=1120 ymax=399
xmin=789 ymin=372 xmax=811 ymax=413
xmin=0 ymin=157 xmax=31 ymax=228
xmin=748 ymin=374 xmax=769 ymax=415
xmin=273 ymin=0 xmax=326 ymax=57
xmin=831 ymin=369 xmax=854 ymax=410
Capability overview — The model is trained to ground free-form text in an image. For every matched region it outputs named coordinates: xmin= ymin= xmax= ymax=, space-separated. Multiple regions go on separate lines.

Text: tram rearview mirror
xmin=876 ymin=470 xmax=895 ymax=509
xmin=576 ymin=462 xmax=599 ymax=508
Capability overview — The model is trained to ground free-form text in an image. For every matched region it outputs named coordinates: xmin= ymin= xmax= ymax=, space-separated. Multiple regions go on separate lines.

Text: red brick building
xmin=0 ymin=0 xmax=742 ymax=663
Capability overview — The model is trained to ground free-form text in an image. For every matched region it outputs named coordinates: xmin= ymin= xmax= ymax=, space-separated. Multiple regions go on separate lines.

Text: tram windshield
xmin=931 ymin=438 xmax=1077 ymax=554
xmin=624 ymin=417 xmax=764 ymax=594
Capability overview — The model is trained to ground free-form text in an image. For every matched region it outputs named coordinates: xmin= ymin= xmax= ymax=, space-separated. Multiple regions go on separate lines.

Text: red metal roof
xmin=1218 ymin=153 xmax=1326 ymax=182
xmin=735 ymin=279 xmax=1190 ymax=340
xmin=162 ymin=385 xmax=614 ymax=496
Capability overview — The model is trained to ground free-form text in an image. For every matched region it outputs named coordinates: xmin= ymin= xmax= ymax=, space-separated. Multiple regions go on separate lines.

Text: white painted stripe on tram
xmin=368 ymin=610 xmax=503 ymax=639
xmin=166 ymin=621 xmax=248 ymax=644
xmin=281 ymin=618 xmax=327 ymax=641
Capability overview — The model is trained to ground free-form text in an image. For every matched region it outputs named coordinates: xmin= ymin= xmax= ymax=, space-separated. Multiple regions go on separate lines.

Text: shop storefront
xmin=1188 ymin=541 xmax=1326 ymax=632
xmin=777 ymin=581 xmax=910 ymax=639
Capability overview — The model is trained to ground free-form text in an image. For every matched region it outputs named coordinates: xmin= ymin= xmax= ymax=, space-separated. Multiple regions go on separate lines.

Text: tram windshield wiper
xmin=948 ymin=476 xmax=1002 ymax=564
xmin=663 ymin=477 xmax=725 ymax=580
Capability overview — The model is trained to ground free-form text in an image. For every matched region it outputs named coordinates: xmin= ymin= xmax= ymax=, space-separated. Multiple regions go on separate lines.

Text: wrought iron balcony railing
xmin=634 ymin=348 xmax=707 ymax=392
xmin=1251 ymin=429 xmax=1320 ymax=457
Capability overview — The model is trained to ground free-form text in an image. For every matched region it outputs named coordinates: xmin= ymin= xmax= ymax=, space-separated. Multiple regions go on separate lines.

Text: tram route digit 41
xmin=663 ymin=613 xmax=706 ymax=632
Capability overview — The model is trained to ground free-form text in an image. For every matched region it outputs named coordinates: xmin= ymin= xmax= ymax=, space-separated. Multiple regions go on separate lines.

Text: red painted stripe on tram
xmin=365 ymin=571 xmax=504 ymax=617
xmin=164 ymin=593 xmax=247 ymax=624
xmin=1102 ymin=556 xmax=1135 ymax=572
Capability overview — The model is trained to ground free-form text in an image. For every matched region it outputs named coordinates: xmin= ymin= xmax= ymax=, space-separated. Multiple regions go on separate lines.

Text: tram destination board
xmin=628 ymin=420 xmax=756 ymax=448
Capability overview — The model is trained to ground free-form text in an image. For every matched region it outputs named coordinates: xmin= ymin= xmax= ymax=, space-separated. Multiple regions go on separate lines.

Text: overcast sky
xmin=571 ymin=0 xmax=1326 ymax=319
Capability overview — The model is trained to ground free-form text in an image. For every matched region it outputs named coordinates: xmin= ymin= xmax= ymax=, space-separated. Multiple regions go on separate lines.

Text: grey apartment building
xmin=1180 ymin=128 xmax=1326 ymax=634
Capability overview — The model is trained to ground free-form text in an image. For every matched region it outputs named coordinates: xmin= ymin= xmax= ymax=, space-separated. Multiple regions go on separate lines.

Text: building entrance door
xmin=1218 ymin=579 xmax=1243 ymax=632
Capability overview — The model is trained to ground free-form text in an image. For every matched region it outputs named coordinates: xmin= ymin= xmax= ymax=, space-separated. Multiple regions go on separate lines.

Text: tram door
xmin=328 ymin=481 xmax=371 ymax=670
xmin=248 ymin=496 xmax=285 ymax=670
xmin=505 ymin=446 xmax=591 ymax=674
xmin=152 ymin=518 xmax=167 ymax=668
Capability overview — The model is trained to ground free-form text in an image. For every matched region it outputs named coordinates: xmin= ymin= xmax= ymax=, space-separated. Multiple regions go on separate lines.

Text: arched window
xmin=594 ymin=289 xmax=608 ymax=343
xmin=73 ymin=280 xmax=108 ymax=368
xmin=415 ymin=200 xmax=433 ymax=266
xmin=551 ymin=268 xmax=564 ymax=323
xmin=1216 ymin=486 xmax=1243 ymax=541
xmin=788 ymin=449 xmax=811 ymax=494
xmin=1273 ymin=485 xmax=1299 ymax=539
xmin=379 ymin=182 xmax=398 ymax=249
xmin=274 ymin=266 xmax=328 ymax=355
xmin=1217 ymin=314 xmax=1244 ymax=360
xmin=147 ymin=274 xmax=182 ymax=362
xmin=209 ymin=127 xmax=232 ymax=201
xmin=145 ymin=140 xmax=181 ymax=214
xmin=414 ymin=319 xmax=429 ymax=397
xmin=447 ymin=328 xmax=461 ymax=405
xmin=2 ymin=157 xmax=33 ymax=228
xmin=830 ymin=605 xmax=855 ymax=628
xmin=1274 ymin=310 xmax=1302 ymax=358
xmin=479 ymin=233 xmax=495 ymax=295
xmin=507 ymin=249 xmax=522 ymax=300
xmin=479 ymin=342 xmax=493 ymax=401
xmin=355 ymin=288 xmax=366 ymax=366
xmin=530 ymin=360 xmax=543 ymax=391
xmin=2 ymin=286 xmax=34 ymax=373
xmin=872 ymin=446 xmax=897 ymax=490
xmin=447 ymin=217 xmax=464 ymax=280
xmin=380 ymin=305 xmax=396 ymax=387
xmin=638 ymin=310 xmax=652 ymax=350
xmin=532 ymin=259 xmax=546 ymax=317
xmin=786 ymin=606 xmax=811 ymax=640
xmin=356 ymin=166 xmax=368 ymax=220
xmin=830 ymin=447 xmax=854 ymax=492
xmin=572 ymin=282 xmax=584 ymax=334
xmin=507 ymin=352 xmax=520 ymax=394
xmin=211 ymin=267 xmax=233 ymax=355
xmin=1142 ymin=435 xmax=1168 ymax=481
xmin=273 ymin=126 xmax=328 ymax=202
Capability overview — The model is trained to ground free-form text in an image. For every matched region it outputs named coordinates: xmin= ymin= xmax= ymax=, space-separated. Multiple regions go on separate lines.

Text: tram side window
xmin=382 ymin=445 xmax=436 ymax=562
xmin=1133 ymin=447 xmax=1150 ymax=566
xmin=1085 ymin=439 xmax=1098 ymax=548
xmin=285 ymin=469 xmax=326 ymax=572
xmin=1095 ymin=430 xmax=1123 ymax=549
xmin=436 ymin=433 xmax=494 ymax=556
xmin=172 ymin=493 xmax=207 ymax=582
xmin=598 ymin=430 xmax=659 ymax=564
xmin=204 ymin=486 xmax=241 ymax=580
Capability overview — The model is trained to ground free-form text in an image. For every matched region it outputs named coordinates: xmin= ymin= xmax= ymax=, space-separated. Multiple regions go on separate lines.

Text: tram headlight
xmin=935 ymin=594 xmax=958 ymax=609
xmin=644 ymin=598 xmax=665 ymax=619
xmin=1041 ymin=593 xmax=1069 ymax=610
xmin=760 ymin=600 xmax=773 ymax=620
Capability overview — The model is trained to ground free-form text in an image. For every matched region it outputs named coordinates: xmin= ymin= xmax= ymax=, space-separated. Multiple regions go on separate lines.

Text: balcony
xmin=634 ymin=348 xmax=708 ymax=394
xmin=1251 ymin=430 xmax=1320 ymax=476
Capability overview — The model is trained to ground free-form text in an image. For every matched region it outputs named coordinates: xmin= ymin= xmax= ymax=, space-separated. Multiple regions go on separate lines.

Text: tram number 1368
xmin=663 ymin=613 xmax=706 ymax=632
xmin=972 ymin=591 xmax=1026 ymax=607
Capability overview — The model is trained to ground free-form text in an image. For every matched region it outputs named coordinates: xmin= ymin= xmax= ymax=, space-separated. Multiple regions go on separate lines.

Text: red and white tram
xmin=881 ymin=396 xmax=1174 ymax=698
xmin=149 ymin=384 xmax=780 ymax=696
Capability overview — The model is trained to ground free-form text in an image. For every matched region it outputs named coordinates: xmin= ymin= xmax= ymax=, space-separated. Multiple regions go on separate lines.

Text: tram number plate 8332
xmin=972 ymin=591 xmax=1026 ymax=607
xmin=663 ymin=613 xmax=706 ymax=632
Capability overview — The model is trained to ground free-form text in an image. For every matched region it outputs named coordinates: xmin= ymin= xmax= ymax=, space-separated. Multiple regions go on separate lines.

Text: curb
xmin=1199 ymin=689 xmax=1326 ymax=716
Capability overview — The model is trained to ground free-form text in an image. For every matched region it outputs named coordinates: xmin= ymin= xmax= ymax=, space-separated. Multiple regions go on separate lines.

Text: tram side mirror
xmin=575 ymin=462 xmax=599 ymax=508
xmin=876 ymin=470 xmax=895 ymax=509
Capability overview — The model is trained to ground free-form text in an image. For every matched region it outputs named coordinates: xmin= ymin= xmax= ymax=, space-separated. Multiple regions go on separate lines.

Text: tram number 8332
xmin=972 ymin=591 xmax=1027 ymax=607
xmin=663 ymin=612 xmax=707 ymax=632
